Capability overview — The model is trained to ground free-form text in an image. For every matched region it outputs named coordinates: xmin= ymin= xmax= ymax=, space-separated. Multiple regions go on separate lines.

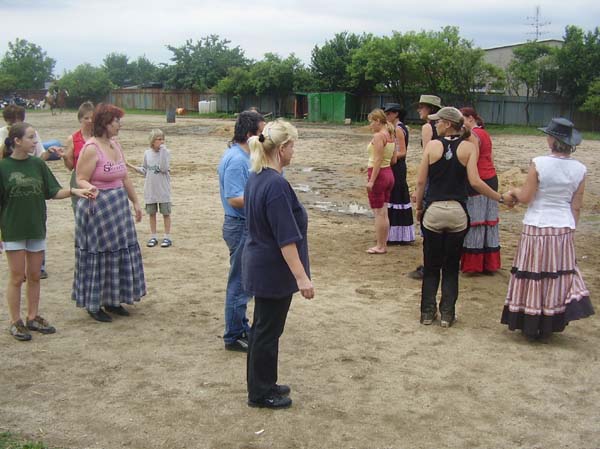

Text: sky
xmin=1 ymin=0 xmax=599 ymax=75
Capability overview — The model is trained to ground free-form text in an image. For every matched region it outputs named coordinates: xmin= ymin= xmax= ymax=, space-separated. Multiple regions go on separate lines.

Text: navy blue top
xmin=242 ymin=168 xmax=310 ymax=298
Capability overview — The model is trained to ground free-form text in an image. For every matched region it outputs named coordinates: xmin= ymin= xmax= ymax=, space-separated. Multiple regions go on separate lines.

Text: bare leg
xmin=149 ymin=213 xmax=157 ymax=235
xmin=163 ymin=214 xmax=171 ymax=235
xmin=25 ymin=251 xmax=44 ymax=320
xmin=5 ymin=250 xmax=26 ymax=323
xmin=368 ymin=206 xmax=390 ymax=253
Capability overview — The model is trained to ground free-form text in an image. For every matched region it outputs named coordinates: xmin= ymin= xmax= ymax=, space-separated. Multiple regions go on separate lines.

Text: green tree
xmin=349 ymin=32 xmax=417 ymax=105
xmin=165 ymin=35 xmax=248 ymax=90
xmin=311 ymin=32 xmax=370 ymax=92
xmin=581 ymin=78 xmax=600 ymax=116
xmin=507 ymin=41 xmax=554 ymax=125
xmin=102 ymin=52 xmax=133 ymax=87
xmin=250 ymin=53 xmax=309 ymax=115
xmin=0 ymin=38 xmax=55 ymax=88
xmin=0 ymin=72 xmax=18 ymax=91
xmin=130 ymin=55 xmax=159 ymax=86
xmin=555 ymin=26 xmax=600 ymax=106
xmin=57 ymin=64 xmax=114 ymax=106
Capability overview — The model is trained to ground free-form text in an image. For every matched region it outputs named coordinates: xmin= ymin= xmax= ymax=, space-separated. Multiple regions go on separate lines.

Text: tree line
xmin=1 ymin=26 xmax=599 ymax=116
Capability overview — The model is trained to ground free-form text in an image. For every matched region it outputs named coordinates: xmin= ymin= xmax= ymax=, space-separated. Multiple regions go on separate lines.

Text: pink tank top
xmin=85 ymin=140 xmax=127 ymax=189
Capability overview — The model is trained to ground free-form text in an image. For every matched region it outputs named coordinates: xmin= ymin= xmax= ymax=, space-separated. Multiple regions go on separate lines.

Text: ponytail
xmin=2 ymin=122 xmax=32 ymax=158
xmin=249 ymin=119 xmax=298 ymax=173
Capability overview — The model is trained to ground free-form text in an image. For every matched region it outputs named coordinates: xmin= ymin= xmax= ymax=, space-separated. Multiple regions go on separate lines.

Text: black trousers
xmin=247 ymin=294 xmax=292 ymax=401
xmin=421 ymin=227 xmax=467 ymax=316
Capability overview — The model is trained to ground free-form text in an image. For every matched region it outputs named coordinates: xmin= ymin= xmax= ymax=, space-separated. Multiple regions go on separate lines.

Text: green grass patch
xmin=0 ymin=432 xmax=54 ymax=449
xmin=487 ymin=124 xmax=600 ymax=140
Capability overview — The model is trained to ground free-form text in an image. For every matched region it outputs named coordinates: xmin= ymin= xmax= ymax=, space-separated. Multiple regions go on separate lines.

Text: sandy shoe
xmin=26 ymin=316 xmax=56 ymax=334
xmin=10 ymin=319 xmax=32 ymax=341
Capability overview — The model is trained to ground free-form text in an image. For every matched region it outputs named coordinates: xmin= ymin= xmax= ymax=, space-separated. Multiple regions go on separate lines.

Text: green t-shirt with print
xmin=0 ymin=156 xmax=61 ymax=242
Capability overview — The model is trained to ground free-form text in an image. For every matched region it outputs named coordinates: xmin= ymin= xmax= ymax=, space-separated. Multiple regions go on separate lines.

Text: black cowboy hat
xmin=538 ymin=117 xmax=582 ymax=146
xmin=383 ymin=103 xmax=403 ymax=113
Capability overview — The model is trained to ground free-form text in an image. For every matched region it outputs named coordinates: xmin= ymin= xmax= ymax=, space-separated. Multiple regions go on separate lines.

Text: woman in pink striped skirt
xmin=503 ymin=118 xmax=594 ymax=340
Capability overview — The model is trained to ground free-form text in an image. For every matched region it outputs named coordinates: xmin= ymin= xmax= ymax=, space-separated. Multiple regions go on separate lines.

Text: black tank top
xmin=425 ymin=135 xmax=468 ymax=204
xmin=397 ymin=122 xmax=409 ymax=148
xmin=420 ymin=120 xmax=438 ymax=148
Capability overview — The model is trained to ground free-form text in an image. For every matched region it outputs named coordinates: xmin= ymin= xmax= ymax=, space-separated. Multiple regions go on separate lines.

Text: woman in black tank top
xmin=413 ymin=107 xmax=512 ymax=328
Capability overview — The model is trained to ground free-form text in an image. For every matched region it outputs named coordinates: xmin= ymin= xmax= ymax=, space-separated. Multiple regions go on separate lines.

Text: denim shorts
xmin=3 ymin=239 xmax=47 ymax=252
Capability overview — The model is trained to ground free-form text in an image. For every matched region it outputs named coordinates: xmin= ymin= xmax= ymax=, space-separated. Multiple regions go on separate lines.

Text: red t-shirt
xmin=72 ymin=130 xmax=86 ymax=169
xmin=472 ymin=127 xmax=496 ymax=180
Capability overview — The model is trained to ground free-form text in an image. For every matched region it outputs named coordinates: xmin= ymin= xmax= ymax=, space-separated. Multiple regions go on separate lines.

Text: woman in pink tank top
xmin=73 ymin=103 xmax=146 ymax=323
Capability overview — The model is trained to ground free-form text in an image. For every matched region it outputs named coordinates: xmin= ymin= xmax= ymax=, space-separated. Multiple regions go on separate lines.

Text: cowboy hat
xmin=428 ymin=107 xmax=463 ymax=124
xmin=417 ymin=95 xmax=442 ymax=109
xmin=383 ymin=103 xmax=403 ymax=113
xmin=538 ymin=117 xmax=582 ymax=146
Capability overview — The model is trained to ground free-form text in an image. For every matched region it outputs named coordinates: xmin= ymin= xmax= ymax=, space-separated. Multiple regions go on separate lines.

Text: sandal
xmin=160 ymin=238 xmax=172 ymax=248
xmin=366 ymin=247 xmax=387 ymax=254
xmin=147 ymin=238 xmax=158 ymax=247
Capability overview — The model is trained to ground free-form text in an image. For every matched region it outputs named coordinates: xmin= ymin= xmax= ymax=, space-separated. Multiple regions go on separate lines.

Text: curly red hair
xmin=92 ymin=103 xmax=124 ymax=137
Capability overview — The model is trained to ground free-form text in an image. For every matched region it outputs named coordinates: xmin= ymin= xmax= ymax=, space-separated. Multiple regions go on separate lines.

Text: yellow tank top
xmin=367 ymin=141 xmax=395 ymax=168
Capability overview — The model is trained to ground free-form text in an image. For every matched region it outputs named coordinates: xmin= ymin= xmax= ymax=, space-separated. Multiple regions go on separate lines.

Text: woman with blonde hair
xmin=243 ymin=119 xmax=314 ymax=409
xmin=365 ymin=108 xmax=396 ymax=254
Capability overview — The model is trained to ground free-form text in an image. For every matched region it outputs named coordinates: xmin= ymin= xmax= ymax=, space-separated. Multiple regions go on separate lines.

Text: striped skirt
xmin=72 ymin=187 xmax=146 ymax=312
xmin=461 ymin=177 xmax=501 ymax=273
xmin=501 ymin=225 xmax=594 ymax=337
xmin=387 ymin=159 xmax=415 ymax=244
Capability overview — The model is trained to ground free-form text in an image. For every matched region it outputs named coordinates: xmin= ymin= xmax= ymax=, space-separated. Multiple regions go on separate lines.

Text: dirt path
xmin=1 ymin=112 xmax=599 ymax=449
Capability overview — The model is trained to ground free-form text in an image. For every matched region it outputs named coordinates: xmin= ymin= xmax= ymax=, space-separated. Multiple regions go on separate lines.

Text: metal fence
xmin=106 ymin=89 xmax=600 ymax=130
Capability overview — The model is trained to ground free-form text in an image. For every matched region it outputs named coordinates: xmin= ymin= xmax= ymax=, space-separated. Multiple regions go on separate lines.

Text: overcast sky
xmin=1 ymin=0 xmax=598 ymax=75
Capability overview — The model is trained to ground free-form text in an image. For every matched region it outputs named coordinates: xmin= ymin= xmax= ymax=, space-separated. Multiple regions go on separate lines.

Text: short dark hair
xmin=92 ymin=103 xmax=124 ymax=137
xmin=3 ymin=105 xmax=26 ymax=124
xmin=232 ymin=111 xmax=265 ymax=144
xmin=3 ymin=122 xmax=32 ymax=158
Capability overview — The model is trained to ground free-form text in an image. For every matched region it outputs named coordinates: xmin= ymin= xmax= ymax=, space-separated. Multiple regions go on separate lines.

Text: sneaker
xmin=160 ymin=238 xmax=172 ymax=248
xmin=248 ymin=394 xmax=292 ymax=409
xmin=40 ymin=270 xmax=48 ymax=279
xmin=104 ymin=305 xmax=130 ymax=316
xmin=9 ymin=319 xmax=32 ymax=341
xmin=225 ymin=336 xmax=249 ymax=352
xmin=271 ymin=384 xmax=291 ymax=396
xmin=147 ymin=238 xmax=158 ymax=248
xmin=408 ymin=265 xmax=424 ymax=280
xmin=420 ymin=311 xmax=437 ymax=325
xmin=26 ymin=316 xmax=56 ymax=334
xmin=440 ymin=313 xmax=457 ymax=328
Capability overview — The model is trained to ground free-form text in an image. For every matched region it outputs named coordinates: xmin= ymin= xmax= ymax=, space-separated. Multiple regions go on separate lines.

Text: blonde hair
xmin=149 ymin=128 xmax=165 ymax=145
xmin=248 ymin=119 xmax=298 ymax=173
xmin=368 ymin=108 xmax=395 ymax=139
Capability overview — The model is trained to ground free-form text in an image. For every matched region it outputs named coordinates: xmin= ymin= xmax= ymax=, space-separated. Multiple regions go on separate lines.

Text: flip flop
xmin=366 ymin=247 xmax=387 ymax=254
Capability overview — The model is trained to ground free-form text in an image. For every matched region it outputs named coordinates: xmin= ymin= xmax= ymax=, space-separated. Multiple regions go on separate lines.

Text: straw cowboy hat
xmin=538 ymin=117 xmax=582 ymax=146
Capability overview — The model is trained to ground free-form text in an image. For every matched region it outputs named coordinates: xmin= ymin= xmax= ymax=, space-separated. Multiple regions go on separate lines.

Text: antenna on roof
xmin=526 ymin=5 xmax=551 ymax=41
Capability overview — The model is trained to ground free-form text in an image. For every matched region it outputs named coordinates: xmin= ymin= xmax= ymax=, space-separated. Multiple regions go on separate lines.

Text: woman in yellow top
xmin=366 ymin=109 xmax=396 ymax=254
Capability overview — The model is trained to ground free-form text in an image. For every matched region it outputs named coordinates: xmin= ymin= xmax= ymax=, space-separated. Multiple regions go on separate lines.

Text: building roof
xmin=484 ymin=39 xmax=563 ymax=51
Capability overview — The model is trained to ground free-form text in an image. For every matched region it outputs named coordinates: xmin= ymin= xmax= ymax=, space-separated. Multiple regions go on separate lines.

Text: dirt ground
xmin=1 ymin=111 xmax=599 ymax=449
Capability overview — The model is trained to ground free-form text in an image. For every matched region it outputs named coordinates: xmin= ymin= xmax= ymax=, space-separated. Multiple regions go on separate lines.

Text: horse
xmin=45 ymin=88 xmax=69 ymax=115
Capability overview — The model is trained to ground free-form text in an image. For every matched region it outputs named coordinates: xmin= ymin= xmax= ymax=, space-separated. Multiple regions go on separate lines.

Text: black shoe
xmin=407 ymin=265 xmax=424 ymax=280
xmin=105 ymin=305 xmax=130 ymax=316
xmin=420 ymin=311 xmax=437 ymax=325
xmin=40 ymin=270 xmax=48 ymax=279
xmin=88 ymin=309 xmax=112 ymax=322
xmin=225 ymin=337 xmax=249 ymax=352
xmin=440 ymin=313 xmax=457 ymax=328
xmin=248 ymin=394 xmax=292 ymax=409
xmin=271 ymin=384 xmax=291 ymax=396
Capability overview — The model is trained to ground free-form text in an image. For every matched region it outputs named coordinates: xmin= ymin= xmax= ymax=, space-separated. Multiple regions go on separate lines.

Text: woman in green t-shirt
xmin=0 ymin=123 xmax=95 ymax=342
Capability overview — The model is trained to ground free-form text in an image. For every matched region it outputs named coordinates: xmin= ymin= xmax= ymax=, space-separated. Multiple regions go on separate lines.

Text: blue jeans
xmin=222 ymin=215 xmax=251 ymax=344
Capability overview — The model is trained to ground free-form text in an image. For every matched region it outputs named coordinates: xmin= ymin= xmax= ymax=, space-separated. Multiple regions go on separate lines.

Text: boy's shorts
xmin=145 ymin=202 xmax=172 ymax=215
xmin=3 ymin=239 xmax=47 ymax=252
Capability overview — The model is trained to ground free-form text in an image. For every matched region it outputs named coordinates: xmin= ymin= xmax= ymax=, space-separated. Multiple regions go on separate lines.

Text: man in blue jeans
xmin=217 ymin=111 xmax=265 ymax=352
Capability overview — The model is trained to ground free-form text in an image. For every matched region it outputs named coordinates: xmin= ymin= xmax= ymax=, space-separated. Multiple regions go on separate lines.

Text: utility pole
xmin=526 ymin=5 xmax=551 ymax=41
